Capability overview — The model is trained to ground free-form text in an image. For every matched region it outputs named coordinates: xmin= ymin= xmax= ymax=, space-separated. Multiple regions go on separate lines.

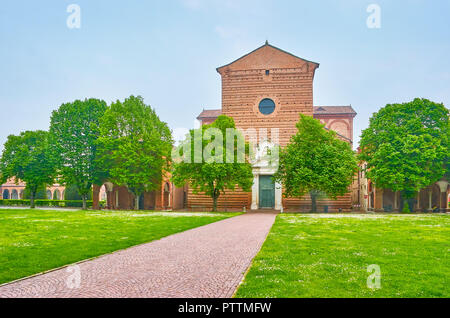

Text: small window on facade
xmin=265 ymin=70 xmax=270 ymax=75
xmin=258 ymin=98 xmax=276 ymax=115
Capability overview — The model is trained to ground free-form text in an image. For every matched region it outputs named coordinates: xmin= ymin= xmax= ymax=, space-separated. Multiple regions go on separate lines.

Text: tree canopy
xmin=97 ymin=95 xmax=173 ymax=210
xmin=63 ymin=184 xmax=93 ymax=200
xmin=49 ymin=98 xmax=108 ymax=209
xmin=22 ymin=185 xmax=47 ymax=200
xmin=274 ymin=114 xmax=358 ymax=212
xmin=359 ymin=98 xmax=449 ymax=200
xmin=0 ymin=130 xmax=56 ymax=208
xmin=172 ymin=115 xmax=253 ymax=211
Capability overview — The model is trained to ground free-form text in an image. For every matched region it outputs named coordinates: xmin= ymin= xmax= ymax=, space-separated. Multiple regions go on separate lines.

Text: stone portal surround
xmin=250 ymin=140 xmax=282 ymax=210
xmin=251 ymin=169 xmax=282 ymax=211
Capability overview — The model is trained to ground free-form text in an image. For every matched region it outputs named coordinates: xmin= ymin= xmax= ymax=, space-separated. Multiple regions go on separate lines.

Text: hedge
xmin=0 ymin=199 xmax=93 ymax=208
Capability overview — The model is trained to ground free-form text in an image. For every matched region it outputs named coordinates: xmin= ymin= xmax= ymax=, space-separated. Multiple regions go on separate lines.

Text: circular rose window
xmin=258 ymin=98 xmax=275 ymax=115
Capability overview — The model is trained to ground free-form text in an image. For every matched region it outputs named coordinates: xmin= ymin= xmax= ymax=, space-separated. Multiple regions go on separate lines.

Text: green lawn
xmin=0 ymin=209 xmax=239 ymax=284
xmin=235 ymin=213 xmax=450 ymax=298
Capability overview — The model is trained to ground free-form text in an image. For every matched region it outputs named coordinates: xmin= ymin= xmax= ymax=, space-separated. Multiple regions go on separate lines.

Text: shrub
xmin=64 ymin=184 xmax=92 ymax=200
xmin=22 ymin=186 xmax=47 ymax=200
xmin=0 ymin=199 xmax=30 ymax=206
xmin=402 ymin=201 xmax=411 ymax=213
xmin=0 ymin=199 xmax=93 ymax=208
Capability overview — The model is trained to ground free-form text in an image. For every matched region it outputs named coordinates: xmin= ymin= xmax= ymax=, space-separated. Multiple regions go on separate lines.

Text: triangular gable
xmin=217 ymin=41 xmax=319 ymax=74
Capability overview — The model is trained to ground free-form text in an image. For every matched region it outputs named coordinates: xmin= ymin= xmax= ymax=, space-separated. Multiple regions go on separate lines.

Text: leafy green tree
xmin=0 ymin=130 xmax=56 ymax=208
xmin=49 ymin=98 xmax=107 ymax=209
xmin=359 ymin=98 xmax=449 ymax=210
xmin=172 ymin=115 xmax=253 ymax=212
xmin=274 ymin=114 xmax=358 ymax=212
xmin=63 ymin=184 xmax=92 ymax=200
xmin=97 ymin=95 xmax=172 ymax=210
xmin=23 ymin=185 xmax=47 ymax=200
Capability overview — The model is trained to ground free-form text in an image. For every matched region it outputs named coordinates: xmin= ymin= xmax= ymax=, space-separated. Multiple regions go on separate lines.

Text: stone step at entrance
xmin=248 ymin=209 xmax=280 ymax=214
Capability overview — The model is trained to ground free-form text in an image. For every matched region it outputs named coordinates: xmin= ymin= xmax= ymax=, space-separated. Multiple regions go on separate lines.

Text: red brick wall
xmin=188 ymin=44 xmax=354 ymax=211
xmin=217 ymin=44 xmax=318 ymax=146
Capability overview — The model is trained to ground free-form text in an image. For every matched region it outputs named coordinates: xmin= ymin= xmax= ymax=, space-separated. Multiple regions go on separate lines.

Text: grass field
xmin=0 ymin=209 xmax=239 ymax=284
xmin=235 ymin=213 xmax=450 ymax=298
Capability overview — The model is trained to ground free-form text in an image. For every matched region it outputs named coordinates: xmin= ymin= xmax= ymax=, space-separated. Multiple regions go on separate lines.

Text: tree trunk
xmin=212 ymin=196 xmax=218 ymax=212
xmin=135 ymin=194 xmax=140 ymax=211
xmin=30 ymin=191 xmax=36 ymax=209
xmin=82 ymin=194 xmax=87 ymax=210
xmin=310 ymin=191 xmax=317 ymax=213
xmin=212 ymin=189 xmax=219 ymax=212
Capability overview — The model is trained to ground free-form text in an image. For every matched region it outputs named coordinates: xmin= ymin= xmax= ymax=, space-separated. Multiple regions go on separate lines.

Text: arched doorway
xmin=100 ymin=185 xmax=107 ymax=201
xmin=163 ymin=183 xmax=170 ymax=208
xmin=431 ymin=184 xmax=441 ymax=211
xmin=11 ymin=189 xmax=18 ymax=200
xmin=53 ymin=190 xmax=61 ymax=200
xmin=46 ymin=190 xmax=52 ymax=200
xmin=418 ymin=189 xmax=429 ymax=212
xmin=382 ymin=189 xmax=395 ymax=212
xmin=368 ymin=182 xmax=374 ymax=210
xmin=138 ymin=194 xmax=145 ymax=211
xmin=3 ymin=189 xmax=10 ymax=199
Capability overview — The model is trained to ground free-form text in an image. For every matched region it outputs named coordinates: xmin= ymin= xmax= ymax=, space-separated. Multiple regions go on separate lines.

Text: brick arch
xmin=382 ymin=189 xmax=395 ymax=212
xmin=163 ymin=182 xmax=171 ymax=208
xmin=431 ymin=184 xmax=441 ymax=210
xmin=3 ymin=189 xmax=10 ymax=199
xmin=99 ymin=185 xmax=107 ymax=201
xmin=53 ymin=189 xmax=61 ymax=200
xmin=11 ymin=189 xmax=18 ymax=200
xmin=328 ymin=119 xmax=350 ymax=139
xmin=327 ymin=119 xmax=350 ymax=129
xmin=367 ymin=181 xmax=375 ymax=210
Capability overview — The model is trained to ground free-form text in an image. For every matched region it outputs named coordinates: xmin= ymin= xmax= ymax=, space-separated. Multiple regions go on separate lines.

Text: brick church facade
xmin=190 ymin=42 xmax=357 ymax=212
xmin=4 ymin=43 xmax=447 ymax=212
xmin=94 ymin=42 xmax=357 ymax=212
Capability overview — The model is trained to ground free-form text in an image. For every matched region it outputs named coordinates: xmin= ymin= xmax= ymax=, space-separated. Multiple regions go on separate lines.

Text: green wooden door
xmin=259 ymin=175 xmax=275 ymax=208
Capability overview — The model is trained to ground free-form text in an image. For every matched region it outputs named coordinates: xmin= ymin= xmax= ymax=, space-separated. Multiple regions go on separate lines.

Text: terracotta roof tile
xmin=313 ymin=106 xmax=356 ymax=115
xmin=197 ymin=109 xmax=222 ymax=119
xmin=196 ymin=106 xmax=356 ymax=120
xmin=216 ymin=41 xmax=320 ymax=72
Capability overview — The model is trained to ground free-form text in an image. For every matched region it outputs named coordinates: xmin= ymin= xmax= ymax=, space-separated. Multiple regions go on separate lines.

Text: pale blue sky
xmin=0 ymin=0 xmax=449 ymax=151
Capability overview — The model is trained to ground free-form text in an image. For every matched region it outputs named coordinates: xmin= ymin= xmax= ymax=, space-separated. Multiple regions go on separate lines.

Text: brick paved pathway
xmin=0 ymin=213 xmax=276 ymax=298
